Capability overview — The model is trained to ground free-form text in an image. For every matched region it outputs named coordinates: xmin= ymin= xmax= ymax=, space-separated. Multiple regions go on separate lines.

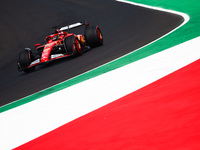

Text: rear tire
xmin=63 ymin=36 xmax=82 ymax=55
xmin=18 ymin=50 xmax=35 ymax=72
xmin=85 ymin=26 xmax=103 ymax=48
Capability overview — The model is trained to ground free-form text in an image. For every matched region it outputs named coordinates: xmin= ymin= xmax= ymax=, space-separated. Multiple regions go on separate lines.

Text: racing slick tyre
xmin=63 ymin=36 xmax=82 ymax=56
xmin=85 ymin=26 xmax=103 ymax=48
xmin=18 ymin=50 xmax=35 ymax=72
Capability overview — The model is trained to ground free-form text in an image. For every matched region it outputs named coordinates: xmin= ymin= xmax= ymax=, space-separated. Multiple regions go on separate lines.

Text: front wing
xmin=18 ymin=53 xmax=72 ymax=71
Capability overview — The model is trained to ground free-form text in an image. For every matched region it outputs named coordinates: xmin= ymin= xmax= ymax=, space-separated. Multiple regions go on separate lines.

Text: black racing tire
xmin=85 ymin=26 xmax=103 ymax=48
xmin=18 ymin=50 xmax=35 ymax=72
xmin=63 ymin=36 xmax=82 ymax=55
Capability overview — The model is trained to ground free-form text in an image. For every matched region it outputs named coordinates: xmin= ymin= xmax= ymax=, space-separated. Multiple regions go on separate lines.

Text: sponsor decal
xmin=51 ymin=54 xmax=64 ymax=59
xmin=44 ymin=48 xmax=50 ymax=51
xmin=30 ymin=59 xmax=40 ymax=65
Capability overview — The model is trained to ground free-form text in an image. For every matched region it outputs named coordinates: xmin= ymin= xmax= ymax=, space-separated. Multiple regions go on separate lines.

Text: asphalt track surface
xmin=0 ymin=0 xmax=183 ymax=106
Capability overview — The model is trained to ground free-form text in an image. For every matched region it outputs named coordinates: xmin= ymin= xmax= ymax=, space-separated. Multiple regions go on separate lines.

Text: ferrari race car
xmin=17 ymin=22 xmax=103 ymax=72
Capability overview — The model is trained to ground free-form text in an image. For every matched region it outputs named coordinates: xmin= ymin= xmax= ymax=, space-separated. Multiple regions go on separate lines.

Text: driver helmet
xmin=53 ymin=35 xmax=60 ymax=41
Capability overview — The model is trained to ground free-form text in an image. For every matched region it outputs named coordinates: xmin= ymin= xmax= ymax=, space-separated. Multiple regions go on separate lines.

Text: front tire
xmin=64 ymin=36 xmax=82 ymax=56
xmin=85 ymin=26 xmax=103 ymax=48
xmin=18 ymin=50 xmax=35 ymax=72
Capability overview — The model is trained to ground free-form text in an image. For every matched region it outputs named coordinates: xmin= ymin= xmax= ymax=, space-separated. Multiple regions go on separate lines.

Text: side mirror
xmin=34 ymin=43 xmax=40 ymax=47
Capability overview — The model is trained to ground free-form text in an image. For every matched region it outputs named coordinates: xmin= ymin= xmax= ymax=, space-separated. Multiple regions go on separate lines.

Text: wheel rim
xmin=75 ymin=39 xmax=82 ymax=54
xmin=96 ymin=27 xmax=103 ymax=44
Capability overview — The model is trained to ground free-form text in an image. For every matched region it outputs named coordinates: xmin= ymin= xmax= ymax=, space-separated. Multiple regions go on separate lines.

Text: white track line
xmin=0 ymin=1 xmax=193 ymax=150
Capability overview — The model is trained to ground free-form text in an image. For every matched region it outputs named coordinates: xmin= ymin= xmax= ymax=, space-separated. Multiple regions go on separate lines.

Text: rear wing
xmin=60 ymin=22 xmax=89 ymax=31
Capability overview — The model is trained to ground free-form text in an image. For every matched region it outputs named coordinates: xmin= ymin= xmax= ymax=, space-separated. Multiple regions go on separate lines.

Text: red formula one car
xmin=17 ymin=22 xmax=103 ymax=72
